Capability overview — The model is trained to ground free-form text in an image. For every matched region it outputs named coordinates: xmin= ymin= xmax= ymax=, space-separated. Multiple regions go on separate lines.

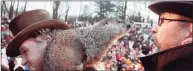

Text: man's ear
xmin=187 ymin=23 xmax=192 ymax=38
xmin=181 ymin=24 xmax=192 ymax=45
xmin=189 ymin=24 xmax=192 ymax=33
xmin=45 ymin=36 xmax=52 ymax=42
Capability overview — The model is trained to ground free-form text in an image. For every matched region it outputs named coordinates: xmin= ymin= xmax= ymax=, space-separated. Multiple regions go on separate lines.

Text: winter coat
xmin=140 ymin=43 xmax=193 ymax=71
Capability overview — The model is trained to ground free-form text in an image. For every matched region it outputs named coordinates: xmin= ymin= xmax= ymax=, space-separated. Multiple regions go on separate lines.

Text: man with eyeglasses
xmin=139 ymin=1 xmax=192 ymax=71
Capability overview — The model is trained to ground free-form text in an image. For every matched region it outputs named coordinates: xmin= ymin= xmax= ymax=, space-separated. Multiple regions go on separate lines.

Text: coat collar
xmin=139 ymin=43 xmax=193 ymax=71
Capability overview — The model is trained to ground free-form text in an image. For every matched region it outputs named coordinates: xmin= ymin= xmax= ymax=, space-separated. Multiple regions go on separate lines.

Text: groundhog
xmin=43 ymin=19 xmax=130 ymax=70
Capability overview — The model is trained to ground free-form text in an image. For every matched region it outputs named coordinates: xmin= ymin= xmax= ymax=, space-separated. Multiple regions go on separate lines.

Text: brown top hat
xmin=149 ymin=1 xmax=193 ymax=19
xmin=6 ymin=9 xmax=70 ymax=57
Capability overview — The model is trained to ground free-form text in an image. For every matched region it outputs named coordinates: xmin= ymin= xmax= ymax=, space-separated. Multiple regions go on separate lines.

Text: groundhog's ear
xmin=45 ymin=36 xmax=52 ymax=42
xmin=116 ymin=19 xmax=125 ymax=23
xmin=93 ymin=19 xmax=110 ymax=26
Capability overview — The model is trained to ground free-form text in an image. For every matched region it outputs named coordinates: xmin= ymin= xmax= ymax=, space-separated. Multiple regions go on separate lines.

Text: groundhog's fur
xmin=43 ymin=19 xmax=130 ymax=70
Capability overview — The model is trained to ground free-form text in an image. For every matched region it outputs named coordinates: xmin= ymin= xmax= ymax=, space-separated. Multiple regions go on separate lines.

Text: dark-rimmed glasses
xmin=158 ymin=16 xmax=193 ymax=26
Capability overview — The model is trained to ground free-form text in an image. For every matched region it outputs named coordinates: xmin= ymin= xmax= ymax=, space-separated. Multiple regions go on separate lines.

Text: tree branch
xmin=2 ymin=1 xmax=9 ymax=13
xmin=15 ymin=1 xmax=19 ymax=16
xmin=23 ymin=1 xmax=27 ymax=12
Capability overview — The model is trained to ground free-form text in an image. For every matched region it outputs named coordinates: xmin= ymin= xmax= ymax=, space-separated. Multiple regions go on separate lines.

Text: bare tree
xmin=2 ymin=1 xmax=28 ymax=21
xmin=64 ymin=2 xmax=70 ymax=21
xmin=15 ymin=1 xmax=19 ymax=16
xmin=23 ymin=1 xmax=27 ymax=12
xmin=1 ymin=2 xmax=5 ymax=18
xmin=2 ymin=1 xmax=9 ymax=13
xmin=123 ymin=1 xmax=127 ymax=20
xmin=52 ymin=1 xmax=60 ymax=19
xmin=9 ymin=1 xmax=15 ymax=19
xmin=94 ymin=1 xmax=115 ymax=21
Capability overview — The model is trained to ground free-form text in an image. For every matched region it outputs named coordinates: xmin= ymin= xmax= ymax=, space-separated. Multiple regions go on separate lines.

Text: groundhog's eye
xmin=117 ymin=20 xmax=122 ymax=23
xmin=104 ymin=21 xmax=108 ymax=25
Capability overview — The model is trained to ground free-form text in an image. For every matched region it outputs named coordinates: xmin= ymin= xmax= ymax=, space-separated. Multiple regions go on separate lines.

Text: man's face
xmin=19 ymin=36 xmax=47 ymax=70
xmin=152 ymin=12 xmax=191 ymax=51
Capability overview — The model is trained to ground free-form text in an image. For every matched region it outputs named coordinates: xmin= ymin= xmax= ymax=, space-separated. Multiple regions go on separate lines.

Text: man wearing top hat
xmin=6 ymin=9 xmax=70 ymax=70
xmin=140 ymin=1 xmax=192 ymax=71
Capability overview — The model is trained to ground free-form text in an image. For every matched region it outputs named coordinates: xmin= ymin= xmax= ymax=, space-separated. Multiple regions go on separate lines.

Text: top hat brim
xmin=6 ymin=19 xmax=70 ymax=57
xmin=148 ymin=1 xmax=193 ymax=19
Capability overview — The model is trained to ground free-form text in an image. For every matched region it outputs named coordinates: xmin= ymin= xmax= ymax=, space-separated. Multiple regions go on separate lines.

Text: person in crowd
xmin=1 ymin=65 xmax=10 ymax=71
xmin=140 ymin=1 xmax=192 ymax=71
xmin=141 ymin=43 xmax=150 ymax=55
xmin=107 ymin=51 xmax=113 ymax=60
xmin=116 ymin=53 xmax=122 ymax=62
xmin=8 ymin=57 xmax=16 ymax=71
xmin=120 ymin=64 xmax=127 ymax=71
xmin=5 ymin=9 xmax=70 ymax=70
xmin=124 ymin=57 xmax=132 ymax=70
xmin=93 ymin=58 xmax=106 ymax=70
xmin=105 ymin=60 xmax=112 ymax=70
xmin=111 ymin=61 xmax=117 ymax=70
xmin=117 ymin=56 xmax=124 ymax=71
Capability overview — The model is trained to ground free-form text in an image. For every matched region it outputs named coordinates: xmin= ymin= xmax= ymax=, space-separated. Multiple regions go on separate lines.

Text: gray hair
xmin=33 ymin=28 xmax=54 ymax=37
xmin=32 ymin=28 xmax=57 ymax=43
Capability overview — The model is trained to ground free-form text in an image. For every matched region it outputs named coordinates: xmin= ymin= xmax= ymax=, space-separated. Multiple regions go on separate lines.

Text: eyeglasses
xmin=158 ymin=16 xmax=193 ymax=26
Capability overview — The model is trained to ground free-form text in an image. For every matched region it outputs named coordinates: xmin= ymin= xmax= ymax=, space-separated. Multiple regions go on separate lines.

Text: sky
xmin=5 ymin=1 xmax=158 ymax=23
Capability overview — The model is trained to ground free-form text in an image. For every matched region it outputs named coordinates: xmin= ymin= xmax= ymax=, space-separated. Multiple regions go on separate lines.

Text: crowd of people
xmin=93 ymin=25 xmax=157 ymax=71
xmin=1 ymin=19 xmax=29 ymax=71
xmin=1 ymin=19 xmax=13 ymax=49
